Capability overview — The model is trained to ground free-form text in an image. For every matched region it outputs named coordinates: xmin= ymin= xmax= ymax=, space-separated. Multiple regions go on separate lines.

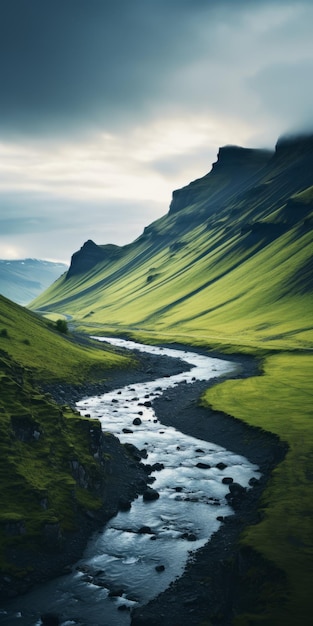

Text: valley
xmin=0 ymin=133 xmax=312 ymax=625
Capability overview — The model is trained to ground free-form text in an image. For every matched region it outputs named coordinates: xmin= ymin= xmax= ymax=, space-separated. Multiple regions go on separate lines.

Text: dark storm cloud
xmin=1 ymin=0 xmax=312 ymax=137
xmin=0 ymin=0 xmax=211 ymax=135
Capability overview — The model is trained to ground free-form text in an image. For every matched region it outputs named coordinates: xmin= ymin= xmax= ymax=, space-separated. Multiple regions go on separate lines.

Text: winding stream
xmin=1 ymin=338 xmax=260 ymax=626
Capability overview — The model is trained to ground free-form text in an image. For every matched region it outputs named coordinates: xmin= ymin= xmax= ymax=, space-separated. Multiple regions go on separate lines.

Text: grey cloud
xmin=0 ymin=0 xmax=213 ymax=136
xmin=1 ymin=0 xmax=311 ymax=138
xmin=0 ymin=189 xmax=164 ymax=260
xmin=248 ymin=60 xmax=313 ymax=132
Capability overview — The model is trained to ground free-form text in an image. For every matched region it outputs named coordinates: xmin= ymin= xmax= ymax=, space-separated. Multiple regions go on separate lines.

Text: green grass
xmin=201 ymin=352 xmax=313 ymax=625
xmin=0 ymin=294 xmax=141 ymax=578
xmin=0 ymin=294 xmax=133 ymax=382
xmin=0 ymin=350 xmax=105 ymax=572
xmin=30 ymin=217 xmax=313 ymax=352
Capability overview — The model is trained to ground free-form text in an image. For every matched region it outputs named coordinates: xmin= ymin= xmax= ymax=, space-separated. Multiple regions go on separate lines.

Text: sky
xmin=0 ymin=0 xmax=313 ymax=264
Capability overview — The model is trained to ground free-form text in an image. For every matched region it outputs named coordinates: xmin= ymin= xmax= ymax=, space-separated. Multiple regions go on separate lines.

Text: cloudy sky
xmin=0 ymin=0 xmax=312 ymax=263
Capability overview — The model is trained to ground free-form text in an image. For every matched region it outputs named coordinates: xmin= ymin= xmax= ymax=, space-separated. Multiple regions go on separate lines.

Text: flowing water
xmin=0 ymin=338 xmax=260 ymax=626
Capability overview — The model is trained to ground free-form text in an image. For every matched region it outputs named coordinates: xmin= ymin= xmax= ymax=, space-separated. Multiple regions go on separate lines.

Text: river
xmin=0 ymin=338 xmax=260 ymax=626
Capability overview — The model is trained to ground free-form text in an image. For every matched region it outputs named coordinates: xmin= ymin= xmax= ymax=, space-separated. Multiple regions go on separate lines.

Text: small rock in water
xmin=138 ymin=525 xmax=153 ymax=534
xmin=108 ymin=588 xmax=124 ymax=598
xmin=143 ymin=487 xmax=160 ymax=501
xmin=222 ymin=476 xmax=233 ymax=484
xmin=155 ymin=564 xmax=165 ymax=572
xmin=181 ymin=532 xmax=197 ymax=542
xmin=40 ymin=614 xmax=60 ymax=626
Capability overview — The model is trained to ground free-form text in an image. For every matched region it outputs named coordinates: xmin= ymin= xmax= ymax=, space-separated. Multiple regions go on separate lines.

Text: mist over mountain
xmin=0 ymin=259 xmax=68 ymax=305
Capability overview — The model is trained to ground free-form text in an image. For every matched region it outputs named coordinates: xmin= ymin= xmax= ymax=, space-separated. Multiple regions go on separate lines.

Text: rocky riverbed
xmin=130 ymin=350 xmax=287 ymax=626
xmin=2 ymin=342 xmax=287 ymax=625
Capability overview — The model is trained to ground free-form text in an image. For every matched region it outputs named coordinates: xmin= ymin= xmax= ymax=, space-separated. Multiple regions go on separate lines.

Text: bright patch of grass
xmin=0 ymin=294 xmax=133 ymax=382
xmin=201 ymin=352 xmax=313 ymax=625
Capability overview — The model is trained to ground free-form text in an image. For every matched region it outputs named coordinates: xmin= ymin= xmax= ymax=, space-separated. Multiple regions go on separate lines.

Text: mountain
xmin=30 ymin=134 xmax=313 ymax=351
xmin=0 ymin=258 xmax=68 ymax=305
xmin=29 ymin=133 xmax=313 ymax=625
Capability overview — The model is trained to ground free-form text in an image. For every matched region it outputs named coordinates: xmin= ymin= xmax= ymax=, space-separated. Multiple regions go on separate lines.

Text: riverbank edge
xmin=0 ymin=348 xmax=192 ymax=602
xmin=130 ymin=347 xmax=288 ymax=626
xmin=47 ymin=341 xmax=288 ymax=626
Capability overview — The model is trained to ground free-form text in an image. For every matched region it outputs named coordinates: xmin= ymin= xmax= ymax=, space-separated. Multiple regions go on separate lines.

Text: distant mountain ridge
xmin=30 ymin=133 xmax=313 ymax=350
xmin=0 ymin=258 xmax=68 ymax=305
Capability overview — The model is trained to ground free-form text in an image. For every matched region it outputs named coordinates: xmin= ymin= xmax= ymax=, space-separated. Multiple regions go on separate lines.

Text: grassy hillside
xmin=29 ymin=135 xmax=313 ymax=624
xmin=30 ymin=138 xmax=313 ymax=352
xmin=0 ymin=294 xmax=132 ymax=382
xmin=0 ymin=295 xmax=138 ymax=592
xmin=202 ymin=352 xmax=313 ymax=626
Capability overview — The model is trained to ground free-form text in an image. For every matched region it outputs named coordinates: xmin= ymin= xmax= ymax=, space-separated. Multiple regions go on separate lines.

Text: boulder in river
xmin=138 ymin=525 xmax=153 ymax=534
xmin=196 ymin=462 xmax=211 ymax=469
xmin=143 ymin=487 xmax=160 ymax=501
xmin=155 ymin=564 xmax=165 ymax=572
xmin=222 ymin=476 xmax=233 ymax=485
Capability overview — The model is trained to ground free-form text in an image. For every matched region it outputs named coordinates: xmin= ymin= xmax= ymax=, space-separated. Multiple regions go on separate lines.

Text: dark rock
xmin=249 ymin=476 xmax=259 ymax=486
xmin=41 ymin=522 xmax=63 ymax=550
xmin=119 ymin=497 xmax=131 ymax=511
xmin=10 ymin=414 xmax=41 ymax=443
xmin=108 ymin=588 xmax=124 ymax=597
xmin=133 ymin=417 xmax=142 ymax=426
xmin=5 ymin=520 xmax=26 ymax=536
xmin=228 ymin=482 xmax=246 ymax=496
xmin=66 ymin=239 xmax=122 ymax=278
xmin=181 ymin=532 xmax=197 ymax=541
xmin=138 ymin=526 xmax=153 ymax=534
xmin=155 ymin=564 xmax=165 ymax=572
xmin=196 ymin=462 xmax=211 ymax=469
xmin=151 ymin=462 xmax=164 ymax=472
xmin=226 ymin=482 xmax=246 ymax=508
xmin=222 ymin=477 xmax=234 ymax=484
xmin=143 ymin=487 xmax=160 ymax=501
xmin=216 ymin=462 xmax=227 ymax=470
xmin=40 ymin=614 xmax=60 ymax=626
xmin=122 ymin=428 xmax=133 ymax=434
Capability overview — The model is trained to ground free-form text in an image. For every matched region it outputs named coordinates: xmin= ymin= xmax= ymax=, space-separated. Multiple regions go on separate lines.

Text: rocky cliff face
xmin=169 ymin=145 xmax=273 ymax=215
xmin=66 ymin=239 xmax=123 ymax=279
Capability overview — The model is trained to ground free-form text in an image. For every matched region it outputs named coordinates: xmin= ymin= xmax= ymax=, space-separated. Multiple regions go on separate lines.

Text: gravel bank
xmin=130 ymin=349 xmax=287 ymax=626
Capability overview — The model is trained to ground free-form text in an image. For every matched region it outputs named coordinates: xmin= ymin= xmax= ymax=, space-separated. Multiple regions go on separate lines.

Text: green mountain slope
xmin=0 ymin=259 xmax=68 ymax=305
xmin=29 ymin=134 xmax=313 ymax=625
xmin=0 ymin=295 xmax=140 ymax=595
xmin=30 ymin=135 xmax=313 ymax=351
